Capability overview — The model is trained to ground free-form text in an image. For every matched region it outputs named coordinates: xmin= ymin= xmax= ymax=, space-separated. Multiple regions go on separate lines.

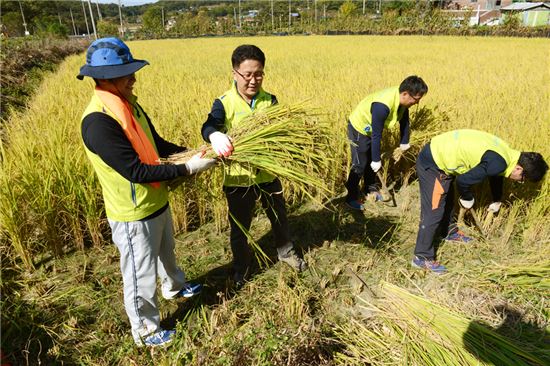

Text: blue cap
xmin=77 ymin=37 xmax=149 ymax=80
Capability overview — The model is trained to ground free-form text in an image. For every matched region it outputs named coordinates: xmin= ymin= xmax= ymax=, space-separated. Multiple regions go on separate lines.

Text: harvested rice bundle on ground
xmin=335 ymin=282 xmax=546 ymax=366
xmin=480 ymin=261 xmax=550 ymax=292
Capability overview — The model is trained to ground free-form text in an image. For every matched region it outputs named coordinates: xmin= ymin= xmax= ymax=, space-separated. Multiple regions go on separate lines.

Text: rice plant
xmin=162 ymin=101 xmax=335 ymax=203
xmin=335 ymin=282 xmax=547 ymax=365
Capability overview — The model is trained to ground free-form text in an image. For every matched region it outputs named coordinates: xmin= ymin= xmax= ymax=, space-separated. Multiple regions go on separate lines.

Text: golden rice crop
xmin=1 ymin=36 xmax=548 ymax=268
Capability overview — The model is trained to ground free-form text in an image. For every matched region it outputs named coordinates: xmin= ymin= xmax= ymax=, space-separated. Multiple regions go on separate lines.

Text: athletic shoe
xmin=177 ymin=283 xmax=202 ymax=298
xmin=143 ymin=329 xmax=175 ymax=347
xmin=278 ymin=249 xmax=308 ymax=272
xmin=411 ymin=256 xmax=447 ymax=274
xmin=368 ymin=191 xmax=384 ymax=202
xmin=445 ymin=230 xmax=473 ymax=243
xmin=345 ymin=199 xmax=365 ymax=210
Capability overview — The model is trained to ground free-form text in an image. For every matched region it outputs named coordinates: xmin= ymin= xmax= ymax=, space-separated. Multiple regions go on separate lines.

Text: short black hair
xmin=399 ymin=75 xmax=428 ymax=96
xmin=518 ymin=152 xmax=548 ymax=182
xmin=231 ymin=45 xmax=265 ymax=68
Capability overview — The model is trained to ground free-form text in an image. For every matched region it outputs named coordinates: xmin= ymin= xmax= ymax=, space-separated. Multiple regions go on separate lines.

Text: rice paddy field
xmin=1 ymin=36 xmax=549 ymax=365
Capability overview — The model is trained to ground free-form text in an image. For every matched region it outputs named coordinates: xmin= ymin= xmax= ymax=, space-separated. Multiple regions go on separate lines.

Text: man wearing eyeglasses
xmin=201 ymin=44 xmax=307 ymax=288
xmin=345 ymin=76 xmax=428 ymax=210
xmin=411 ymin=129 xmax=548 ymax=274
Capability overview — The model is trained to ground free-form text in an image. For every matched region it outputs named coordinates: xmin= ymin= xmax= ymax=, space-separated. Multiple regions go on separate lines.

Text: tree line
xmin=1 ymin=1 xmax=547 ymax=40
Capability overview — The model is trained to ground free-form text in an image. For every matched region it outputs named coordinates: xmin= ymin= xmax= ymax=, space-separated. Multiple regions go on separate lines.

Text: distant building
xmin=166 ymin=17 xmax=176 ymax=31
xmin=447 ymin=0 xmax=513 ymax=25
xmin=449 ymin=0 xmax=513 ymax=10
xmin=501 ymin=2 xmax=550 ymax=26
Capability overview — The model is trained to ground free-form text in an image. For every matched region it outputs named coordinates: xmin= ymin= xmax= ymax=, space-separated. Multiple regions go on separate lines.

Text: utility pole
xmin=271 ymin=0 xmax=274 ymax=31
xmin=314 ymin=0 xmax=317 ymax=25
xmin=363 ymin=0 xmax=366 ymax=14
xmin=161 ymin=6 xmax=165 ymax=30
xmin=87 ymin=0 xmax=98 ymax=40
xmin=233 ymin=7 xmax=238 ymax=29
xmin=82 ymin=0 xmax=90 ymax=36
xmin=118 ymin=0 xmax=124 ymax=37
xmin=18 ymin=1 xmax=29 ymax=36
xmin=323 ymin=3 xmax=326 ymax=19
xmin=288 ymin=0 xmax=291 ymax=28
xmin=70 ymin=8 xmax=77 ymax=36
xmin=95 ymin=0 xmax=102 ymax=20
xmin=238 ymin=0 xmax=242 ymax=29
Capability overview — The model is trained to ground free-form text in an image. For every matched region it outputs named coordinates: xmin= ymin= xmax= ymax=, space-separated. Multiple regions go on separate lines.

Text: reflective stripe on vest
xmin=349 ymin=86 xmax=404 ymax=136
xmin=81 ymin=94 xmax=168 ymax=222
xmin=219 ymin=82 xmax=275 ymax=187
xmin=430 ymin=129 xmax=520 ymax=177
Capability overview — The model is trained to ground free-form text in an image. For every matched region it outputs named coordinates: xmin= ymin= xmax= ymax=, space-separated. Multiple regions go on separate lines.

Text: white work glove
xmin=487 ymin=202 xmax=502 ymax=213
xmin=370 ymin=160 xmax=382 ymax=173
xmin=459 ymin=197 xmax=475 ymax=209
xmin=392 ymin=144 xmax=411 ymax=162
xmin=184 ymin=152 xmax=217 ymax=175
xmin=209 ymin=131 xmax=233 ymax=157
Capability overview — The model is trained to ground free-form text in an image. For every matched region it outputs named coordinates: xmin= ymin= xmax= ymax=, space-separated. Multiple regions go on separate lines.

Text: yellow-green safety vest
xmin=219 ymin=82 xmax=276 ymax=187
xmin=81 ymin=94 xmax=168 ymax=222
xmin=349 ymin=86 xmax=404 ymax=136
xmin=430 ymin=129 xmax=520 ymax=177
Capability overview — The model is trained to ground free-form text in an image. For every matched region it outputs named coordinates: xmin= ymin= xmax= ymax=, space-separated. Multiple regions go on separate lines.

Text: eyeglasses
xmin=410 ymin=93 xmax=422 ymax=103
xmin=234 ymin=69 xmax=265 ymax=82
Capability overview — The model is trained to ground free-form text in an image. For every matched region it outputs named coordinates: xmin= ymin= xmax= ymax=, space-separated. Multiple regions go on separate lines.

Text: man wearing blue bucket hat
xmin=78 ymin=38 xmax=217 ymax=347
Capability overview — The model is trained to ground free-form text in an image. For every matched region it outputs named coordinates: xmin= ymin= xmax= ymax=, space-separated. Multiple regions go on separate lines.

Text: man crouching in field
xmin=412 ymin=129 xmax=548 ymax=274
xmin=200 ymin=44 xmax=307 ymax=288
xmin=77 ymin=38 xmax=216 ymax=347
xmin=345 ymin=76 xmax=428 ymax=210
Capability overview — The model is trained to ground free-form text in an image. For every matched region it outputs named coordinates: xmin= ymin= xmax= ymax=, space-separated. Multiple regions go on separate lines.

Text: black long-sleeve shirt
xmin=456 ymin=150 xmax=506 ymax=202
xmin=370 ymin=102 xmax=410 ymax=162
xmin=420 ymin=145 xmax=506 ymax=202
xmin=81 ymin=103 xmax=189 ymax=183
xmin=201 ymin=94 xmax=278 ymax=142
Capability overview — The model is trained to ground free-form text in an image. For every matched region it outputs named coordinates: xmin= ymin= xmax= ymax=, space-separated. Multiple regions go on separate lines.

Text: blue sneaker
xmin=143 ymin=329 xmax=175 ymax=347
xmin=177 ymin=283 xmax=202 ymax=298
xmin=445 ymin=230 xmax=473 ymax=243
xmin=369 ymin=191 xmax=383 ymax=202
xmin=345 ymin=199 xmax=364 ymax=210
xmin=411 ymin=256 xmax=447 ymax=274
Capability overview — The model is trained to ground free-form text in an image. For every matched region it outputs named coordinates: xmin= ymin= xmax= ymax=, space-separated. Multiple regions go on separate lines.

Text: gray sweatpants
xmin=108 ymin=207 xmax=186 ymax=345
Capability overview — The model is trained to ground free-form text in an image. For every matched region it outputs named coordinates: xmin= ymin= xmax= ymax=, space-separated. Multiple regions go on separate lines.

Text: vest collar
xmin=231 ymin=80 xmax=264 ymax=109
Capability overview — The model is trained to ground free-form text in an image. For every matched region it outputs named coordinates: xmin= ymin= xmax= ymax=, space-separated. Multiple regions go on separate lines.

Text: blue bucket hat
xmin=77 ymin=37 xmax=149 ymax=80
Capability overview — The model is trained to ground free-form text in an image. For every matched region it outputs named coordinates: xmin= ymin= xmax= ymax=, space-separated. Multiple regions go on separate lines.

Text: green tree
xmin=97 ymin=20 xmax=120 ymax=37
xmin=35 ymin=17 xmax=68 ymax=38
xmin=339 ymin=1 xmax=357 ymax=18
xmin=1 ymin=12 xmax=24 ymax=36
xmin=195 ymin=11 xmax=214 ymax=35
xmin=142 ymin=6 xmax=164 ymax=37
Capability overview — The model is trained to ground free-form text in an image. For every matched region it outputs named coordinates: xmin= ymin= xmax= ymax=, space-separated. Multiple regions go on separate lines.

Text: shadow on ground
xmin=162 ymin=198 xmax=400 ymax=328
xmin=463 ymin=304 xmax=550 ymax=365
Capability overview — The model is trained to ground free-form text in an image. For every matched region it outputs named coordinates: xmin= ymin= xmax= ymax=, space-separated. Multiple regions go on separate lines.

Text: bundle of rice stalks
xmin=335 ymin=282 xmax=546 ymax=366
xmin=480 ymin=261 xmax=550 ymax=293
xmin=161 ymin=101 xmax=335 ymax=202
